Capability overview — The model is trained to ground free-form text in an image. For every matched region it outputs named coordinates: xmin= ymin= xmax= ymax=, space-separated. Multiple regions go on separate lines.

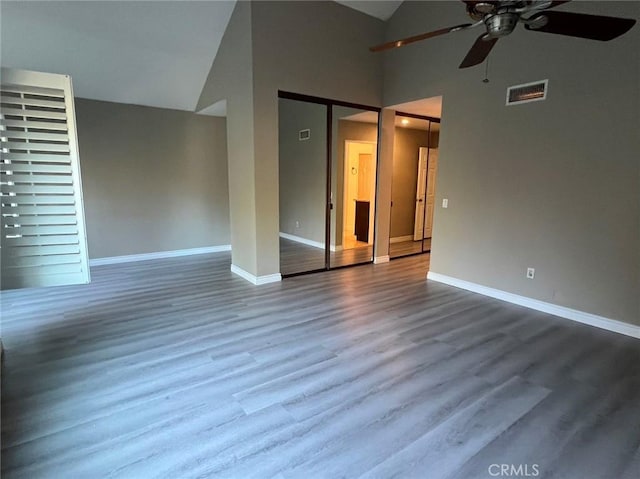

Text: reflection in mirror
xmin=389 ymin=115 xmax=440 ymax=259
xmin=422 ymin=129 xmax=439 ymax=253
xmin=329 ymin=106 xmax=378 ymax=268
xmin=278 ymin=98 xmax=328 ymax=275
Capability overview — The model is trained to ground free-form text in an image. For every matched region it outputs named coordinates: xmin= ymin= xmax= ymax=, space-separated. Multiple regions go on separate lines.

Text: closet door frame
xmin=278 ymin=91 xmax=381 ymax=277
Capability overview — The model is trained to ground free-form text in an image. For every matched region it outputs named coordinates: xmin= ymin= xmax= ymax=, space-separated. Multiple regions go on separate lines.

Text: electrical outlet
xmin=295 ymin=221 xmax=300 ymax=228
xmin=442 ymin=198 xmax=448 ymax=208
xmin=526 ymin=267 xmax=535 ymax=279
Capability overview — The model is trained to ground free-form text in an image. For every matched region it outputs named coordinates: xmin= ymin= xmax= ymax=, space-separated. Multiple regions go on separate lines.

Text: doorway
xmin=343 ymin=140 xmax=377 ymax=249
xmin=389 ymin=110 xmax=441 ymax=259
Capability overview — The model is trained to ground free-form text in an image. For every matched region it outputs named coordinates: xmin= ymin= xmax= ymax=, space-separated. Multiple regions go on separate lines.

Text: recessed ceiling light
xmin=401 ymin=119 xmax=409 ymax=125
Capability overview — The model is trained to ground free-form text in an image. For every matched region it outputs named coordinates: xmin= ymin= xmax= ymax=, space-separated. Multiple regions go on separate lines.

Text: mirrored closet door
xmin=329 ymin=106 xmax=379 ymax=268
xmin=278 ymin=92 xmax=381 ymax=276
xmin=278 ymin=97 xmax=328 ymax=276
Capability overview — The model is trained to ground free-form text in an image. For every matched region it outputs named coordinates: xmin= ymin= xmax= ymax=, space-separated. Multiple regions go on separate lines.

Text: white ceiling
xmin=335 ymin=1 xmax=403 ymax=21
xmin=0 ymin=1 xmax=237 ymax=112
xmin=388 ymin=96 xmax=443 ymax=119
xmin=0 ymin=1 xmax=402 ymax=113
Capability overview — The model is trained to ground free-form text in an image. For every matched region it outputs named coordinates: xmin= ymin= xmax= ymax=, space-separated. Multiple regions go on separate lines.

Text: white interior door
xmin=344 ymin=143 xmax=359 ymax=242
xmin=357 ymin=152 xmax=376 ymax=244
xmin=424 ymin=148 xmax=438 ymax=238
xmin=1 ymin=68 xmax=90 ymax=289
xmin=413 ymin=147 xmax=428 ymax=241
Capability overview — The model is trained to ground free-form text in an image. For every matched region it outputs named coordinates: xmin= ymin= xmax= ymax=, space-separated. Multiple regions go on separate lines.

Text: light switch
xmin=442 ymin=198 xmax=449 ymax=208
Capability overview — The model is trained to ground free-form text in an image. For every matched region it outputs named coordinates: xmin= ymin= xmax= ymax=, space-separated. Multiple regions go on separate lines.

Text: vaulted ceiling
xmin=0 ymin=1 xmax=403 ymax=113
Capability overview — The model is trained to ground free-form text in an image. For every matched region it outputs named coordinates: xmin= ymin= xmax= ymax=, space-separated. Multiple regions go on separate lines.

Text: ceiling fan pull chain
xmin=483 ymin=58 xmax=490 ymax=83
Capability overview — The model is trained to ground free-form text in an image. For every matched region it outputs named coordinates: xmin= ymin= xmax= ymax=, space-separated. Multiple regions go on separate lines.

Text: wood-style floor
xmin=279 ymin=238 xmax=373 ymax=275
xmin=389 ymin=238 xmax=431 ymax=258
xmin=1 ymin=253 xmax=639 ymax=478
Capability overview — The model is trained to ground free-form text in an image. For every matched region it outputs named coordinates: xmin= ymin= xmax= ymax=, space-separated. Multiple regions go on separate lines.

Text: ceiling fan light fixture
xmin=484 ymin=12 xmax=520 ymax=38
xmin=475 ymin=2 xmax=497 ymax=14
xmin=466 ymin=1 xmax=497 ymax=21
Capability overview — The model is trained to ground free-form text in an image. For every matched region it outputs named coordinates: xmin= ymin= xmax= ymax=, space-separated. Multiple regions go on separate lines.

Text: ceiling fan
xmin=370 ymin=1 xmax=637 ymax=68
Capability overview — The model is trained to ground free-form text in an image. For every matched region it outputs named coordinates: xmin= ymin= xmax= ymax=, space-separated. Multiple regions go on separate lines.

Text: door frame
xmin=413 ymin=147 xmax=429 ymax=241
xmin=277 ymin=90 xmax=381 ymax=277
xmin=424 ymin=148 xmax=438 ymax=239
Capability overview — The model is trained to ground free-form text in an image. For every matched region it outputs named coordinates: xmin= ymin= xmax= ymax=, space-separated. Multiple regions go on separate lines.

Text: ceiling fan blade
xmin=517 ymin=1 xmax=571 ymax=14
xmin=459 ymin=34 xmax=498 ymax=68
xmin=525 ymin=10 xmax=636 ymax=41
xmin=370 ymin=23 xmax=475 ymax=52
xmin=543 ymin=1 xmax=572 ymax=9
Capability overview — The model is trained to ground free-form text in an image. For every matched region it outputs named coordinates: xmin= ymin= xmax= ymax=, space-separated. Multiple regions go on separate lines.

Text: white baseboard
xmin=427 ymin=271 xmax=640 ymax=339
xmin=390 ymin=235 xmax=415 ymax=244
xmin=231 ymin=264 xmax=282 ymax=285
xmin=330 ymin=244 xmax=343 ymax=252
xmin=374 ymin=255 xmax=390 ymax=264
xmin=90 ymin=245 xmax=231 ymax=267
xmin=279 ymin=232 xmax=325 ymax=250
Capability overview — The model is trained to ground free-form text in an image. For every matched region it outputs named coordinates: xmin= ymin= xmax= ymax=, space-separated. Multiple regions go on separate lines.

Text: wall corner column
xmin=373 ymin=108 xmax=395 ymax=262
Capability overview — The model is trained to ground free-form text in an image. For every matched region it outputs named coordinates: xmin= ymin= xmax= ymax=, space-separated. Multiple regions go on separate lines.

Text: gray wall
xmin=197 ymin=1 xmax=259 ymax=275
xmin=374 ymin=108 xmax=396 ymax=260
xmin=198 ymin=0 xmax=384 ymax=277
xmin=278 ymin=98 xmax=327 ymax=244
xmin=251 ymin=1 xmax=385 ymax=105
xmin=385 ymin=1 xmax=640 ymax=325
xmin=250 ymin=0 xmax=385 ymax=275
xmin=76 ymin=98 xmax=230 ymax=259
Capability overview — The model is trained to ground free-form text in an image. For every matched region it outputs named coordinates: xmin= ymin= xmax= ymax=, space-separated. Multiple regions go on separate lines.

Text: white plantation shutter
xmin=1 ymin=68 xmax=90 ymax=289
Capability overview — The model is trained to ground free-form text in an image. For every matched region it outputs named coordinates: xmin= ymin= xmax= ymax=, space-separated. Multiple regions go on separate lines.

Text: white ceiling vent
xmin=506 ymin=80 xmax=548 ymax=106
